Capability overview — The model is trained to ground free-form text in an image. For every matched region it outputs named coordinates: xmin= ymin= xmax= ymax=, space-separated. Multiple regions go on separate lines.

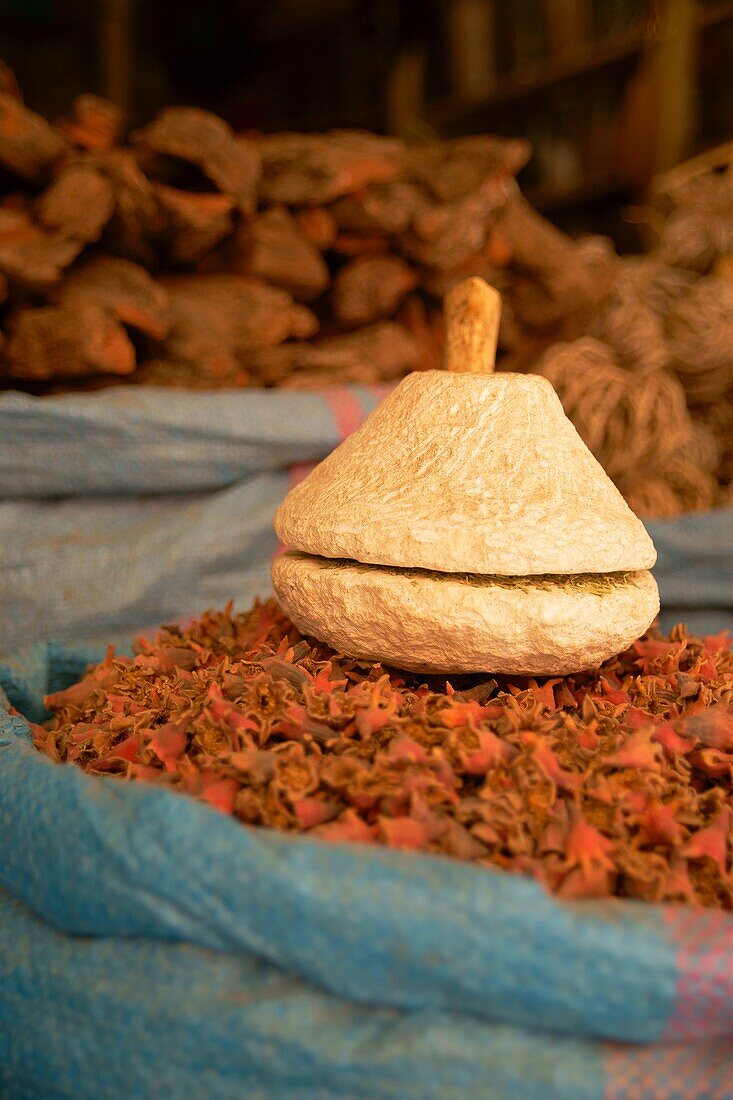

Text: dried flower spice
xmin=30 ymin=599 xmax=733 ymax=909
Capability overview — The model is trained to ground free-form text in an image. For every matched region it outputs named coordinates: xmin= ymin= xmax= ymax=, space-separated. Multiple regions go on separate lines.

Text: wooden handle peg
xmin=444 ymin=277 xmax=501 ymax=374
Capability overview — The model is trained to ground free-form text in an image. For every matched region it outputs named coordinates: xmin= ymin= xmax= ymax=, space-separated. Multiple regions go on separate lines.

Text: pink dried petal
xmin=625 ymin=707 xmax=652 ymax=730
xmin=637 ymin=800 xmax=684 ymax=847
xmin=557 ymin=863 xmax=613 ymax=899
xmin=377 ymin=815 xmax=431 ymax=850
xmin=470 ymin=729 xmax=516 ymax=774
xmin=128 ymin=762 xmax=163 ymax=781
xmin=681 ymin=705 xmax=733 ymax=751
xmin=30 ymin=726 xmax=61 ymax=762
xmin=386 ymin=734 xmax=428 ymax=764
xmin=453 ymin=726 xmax=513 ymax=776
xmin=205 ymin=685 xmax=258 ymax=737
xmin=100 ymin=733 xmax=140 ymax=764
xmin=633 ymin=639 xmax=685 ymax=673
xmin=651 ymin=720 xmax=697 ymax=759
xmin=563 ymin=806 xmax=615 ymax=875
xmin=662 ymin=856 xmax=697 ymax=903
xmin=293 ymin=797 xmax=340 ymax=829
xmin=603 ymin=728 xmax=663 ymax=771
xmin=471 ymin=822 xmax=500 ymax=846
xmin=177 ymin=756 xmax=202 ymax=793
xmin=688 ymin=747 xmax=733 ymax=779
xmin=680 ymin=807 xmax=731 ymax=874
xmin=440 ymin=699 xmax=504 ymax=728
xmin=624 ymin=789 xmax=648 ymax=815
xmin=539 ymin=801 xmax=569 ymax=854
xmin=156 ymin=646 xmax=198 ymax=672
xmin=354 ymin=681 xmax=399 ymax=738
xmin=439 ymin=820 xmax=487 ymax=860
xmin=522 ymin=733 xmax=584 ymax=791
xmin=311 ymin=662 xmax=347 ymax=694
xmin=528 ymin=678 xmax=561 ymax=711
xmin=697 ymin=658 xmax=719 ymax=680
xmin=600 ymin=677 xmax=631 ymax=705
xmin=147 ymin=721 xmax=188 ymax=771
xmin=44 ymin=657 xmax=117 ymax=711
xmin=313 ymin=808 xmax=375 ymax=844
xmin=702 ymin=630 xmax=730 ymax=657
xmin=577 ymin=725 xmax=599 ymax=751
xmin=200 ymin=777 xmax=240 ymax=814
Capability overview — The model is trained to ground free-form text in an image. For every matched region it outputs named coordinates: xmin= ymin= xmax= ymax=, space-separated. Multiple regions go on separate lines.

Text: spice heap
xmin=32 ymin=599 xmax=733 ymax=909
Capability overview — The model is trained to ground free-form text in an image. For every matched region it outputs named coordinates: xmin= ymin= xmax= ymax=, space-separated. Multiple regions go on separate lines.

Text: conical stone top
xmin=275 ymin=369 xmax=656 ymax=576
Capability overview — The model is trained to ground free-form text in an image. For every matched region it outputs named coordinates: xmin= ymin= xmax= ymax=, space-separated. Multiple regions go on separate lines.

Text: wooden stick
xmin=444 ymin=276 xmax=501 ymax=373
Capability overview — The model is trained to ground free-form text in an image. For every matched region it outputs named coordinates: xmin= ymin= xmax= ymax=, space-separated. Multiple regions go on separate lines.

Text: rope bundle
xmin=665 ymin=277 xmax=733 ymax=404
xmin=655 ymin=172 xmax=733 ymax=274
xmin=538 ymin=338 xmax=720 ymax=518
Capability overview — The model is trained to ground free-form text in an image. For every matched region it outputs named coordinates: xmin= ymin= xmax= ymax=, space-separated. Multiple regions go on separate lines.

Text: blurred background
xmin=3 ymin=0 xmax=733 ymax=250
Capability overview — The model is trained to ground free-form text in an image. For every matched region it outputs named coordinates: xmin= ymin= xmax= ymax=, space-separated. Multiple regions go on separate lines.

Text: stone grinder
xmin=272 ymin=278 xmax=659 ymax=675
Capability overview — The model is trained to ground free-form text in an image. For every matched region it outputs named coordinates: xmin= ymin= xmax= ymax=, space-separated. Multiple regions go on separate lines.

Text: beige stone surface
xmin=272 ymin=552 xmax=660 ymax=675
xmin=275 ymin=371 xmax=656 ymax=576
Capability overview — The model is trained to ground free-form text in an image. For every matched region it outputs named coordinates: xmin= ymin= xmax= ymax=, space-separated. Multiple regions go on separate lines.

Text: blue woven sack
xmin=1 ymin=651 xmax=733 ymax=1099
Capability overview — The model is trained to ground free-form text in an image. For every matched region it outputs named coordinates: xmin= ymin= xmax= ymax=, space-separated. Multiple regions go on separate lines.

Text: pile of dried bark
xmin=0 ymin=69 xmax=731 ymax=517
xmin=0 ymin=74 xmax=533 ymax=391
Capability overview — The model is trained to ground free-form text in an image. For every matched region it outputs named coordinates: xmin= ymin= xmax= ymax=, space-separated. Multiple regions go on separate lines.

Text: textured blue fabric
xmin=2 ymin=641 xmax=733 ymax=1096
xmin=1 ymin=385 xmax=731 ymax=653
xmin=0 ymin=386 xmax=357 ymax=497
xmin=1 ymin=886 xmax=609 ymax=1100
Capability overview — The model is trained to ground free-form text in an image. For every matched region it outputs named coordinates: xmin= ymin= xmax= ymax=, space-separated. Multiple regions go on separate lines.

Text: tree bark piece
xmin=153 ymin=183 xmax=235 ymax=265
xmin=399 ymin=175 xmax=515 ymax=270
xmin=5 ymin=303 xmax=135 ymax=379
xmin=249 ymin=321 xmax=421 ymax=387
xmin=332 ymin=254 xmax=417 ymax=326
xmin=56 ymin=255 xmax=171 ymax=339
xmin=395 ymin=295 xmax=444 ymax=372
xmin=405 ymin=135 xmax=530 ymax=202
xmin=56 ymin=94 xmax=123 ymax=153
xmin=132 ymin=108 xmax=260 ymax=215
xmin=36 ymin=161 xmax=116 ymax=242
xmin=244 ymin=206 xmax=331 ymax=298
xmin=330 ymin=181 xmax=422 ymax=235
xmin=0 ymin=93 xmax=68 ymax=183
xmin=331 ymin=233 xmax=390 ymax=258
xmin=232 ymin=206 xmax=329 ymax=300
xmin=0 ymin=208 xmax=82 ymax=292
xmin=255 ymin=131 xmax=404 ymax=204
xmin=294 ymin=207 xmax=337 ymax=251
xmin=92 ymin=150 xmax=164 ymax=266
xmin=159 ymin=275 xmax=318 ymax=379
xmin=497 ymin=198 xmax=615 ymax=331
